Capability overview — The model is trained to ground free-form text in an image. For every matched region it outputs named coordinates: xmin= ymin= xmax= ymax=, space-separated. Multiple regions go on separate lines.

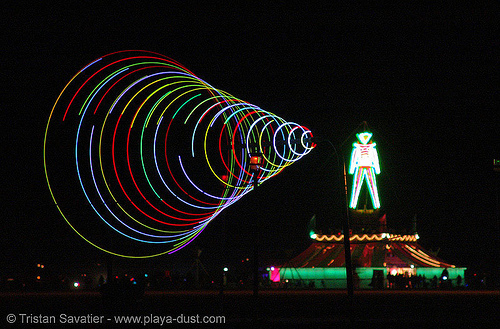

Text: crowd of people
xmin=385 ymin=273 xmax=461 ymax=289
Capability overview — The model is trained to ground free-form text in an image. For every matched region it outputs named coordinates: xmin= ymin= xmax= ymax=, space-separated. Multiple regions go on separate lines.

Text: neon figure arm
xmin=349 ymin=144 xmax=359 ymax=174
xmin=372 ymin=145 xmax=380 ymax=174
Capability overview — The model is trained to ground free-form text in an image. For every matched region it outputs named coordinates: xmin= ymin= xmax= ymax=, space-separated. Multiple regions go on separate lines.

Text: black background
xmin=2 ymin=2 xmax=499 ymax=275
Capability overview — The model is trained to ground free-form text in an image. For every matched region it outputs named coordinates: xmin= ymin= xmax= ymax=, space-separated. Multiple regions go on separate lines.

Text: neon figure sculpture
xmin=349 ymin=132 xmax=381 ymax=209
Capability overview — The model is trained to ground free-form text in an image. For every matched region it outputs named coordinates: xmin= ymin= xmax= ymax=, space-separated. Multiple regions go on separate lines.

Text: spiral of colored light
xmin=44 ymin=50 xmax=315 ymax=258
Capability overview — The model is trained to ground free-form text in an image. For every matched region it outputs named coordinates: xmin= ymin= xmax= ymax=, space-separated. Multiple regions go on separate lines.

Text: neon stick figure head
xmin=356 ymin=132 xmax=373 ymax=145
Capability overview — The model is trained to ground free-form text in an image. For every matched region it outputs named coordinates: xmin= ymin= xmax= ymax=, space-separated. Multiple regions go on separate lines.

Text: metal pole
xmin=322 ymin=137 xmax=354 ymax=298
xmin=342 ymin=158 xmax=354 ymax=298
xmin=252 ymin=171 xmax=259 ymax=297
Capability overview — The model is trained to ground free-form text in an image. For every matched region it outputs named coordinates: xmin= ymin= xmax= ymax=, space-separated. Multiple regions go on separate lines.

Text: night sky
xmin=3 ymin=3 xmax=499 ymax=275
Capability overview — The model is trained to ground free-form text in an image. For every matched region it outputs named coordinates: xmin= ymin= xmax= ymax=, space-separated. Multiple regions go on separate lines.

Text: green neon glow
xmin=276 ymin=267 xmax=466 ymax=289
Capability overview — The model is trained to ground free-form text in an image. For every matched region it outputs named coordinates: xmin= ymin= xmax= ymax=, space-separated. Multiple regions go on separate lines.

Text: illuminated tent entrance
xmin=270 ymin=233 xmax=466 ymax=289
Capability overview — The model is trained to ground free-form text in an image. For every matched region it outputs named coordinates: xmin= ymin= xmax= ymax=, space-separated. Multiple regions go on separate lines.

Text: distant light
xmin=36 ymin=276 xmax=41 ymax=280
xmin=37 ymin=264 xmax=41 ymax=268
xmin=250 ymin=155 xmax=263 ymax=165
xmin=391 ymin=269 xmax=397 ymax=276
xmin=415 ymin=234 xmax=420 ymax=239
xmin=270 ymin=267 xmax=280 ymax=282
xmin=249 ymin=154 xmax=263 ymax=172
xmin=144 ymin=274 xmax=148 ymax=278
xmin=442 ymin=276 xmax=448 ymax=281
xmin=73 ymin=282 xmax=80 ymax=288
xmin=223 ymin=267 xmax=229 ymax=272
xmin=310 ymin=233 xmax=317 ymax=239
xmin=410 ymin=265 xmax=414 ymax=269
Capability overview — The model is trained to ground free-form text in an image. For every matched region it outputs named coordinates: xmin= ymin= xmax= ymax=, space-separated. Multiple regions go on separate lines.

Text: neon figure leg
xmin=350 ymin=167 xmax=380 ymax=209
xmin=365 ymin=167 xmax=380 ymax=209
xmin=349 ymin=167 xmax=365 ymax=209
